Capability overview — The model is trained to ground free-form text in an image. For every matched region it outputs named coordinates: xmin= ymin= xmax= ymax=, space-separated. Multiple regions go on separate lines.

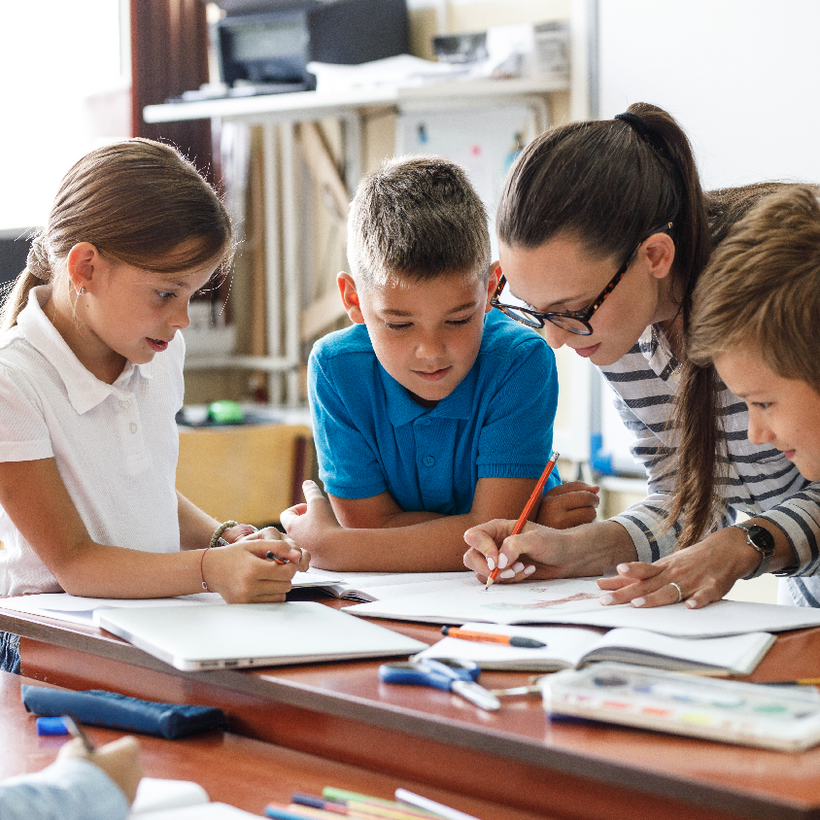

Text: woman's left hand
xmin=596 ymin=528 xmax=758 ymax=609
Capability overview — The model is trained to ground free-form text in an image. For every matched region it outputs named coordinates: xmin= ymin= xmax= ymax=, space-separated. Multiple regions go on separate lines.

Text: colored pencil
xmin=321 ymin=789 xmax=440 ymax=819
xmin=485 ymin=450 xmax=559 ymax=590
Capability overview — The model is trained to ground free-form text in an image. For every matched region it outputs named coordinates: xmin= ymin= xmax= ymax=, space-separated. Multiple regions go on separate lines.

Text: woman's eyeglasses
xmin=491 ymin=222 xmax=673 ymax=336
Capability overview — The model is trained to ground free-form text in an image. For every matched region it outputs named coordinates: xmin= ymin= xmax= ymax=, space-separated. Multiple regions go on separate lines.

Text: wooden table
xmin=0 ymin=671 xmax=546 ymax=819
xmin=4 ymin=603 xmax=820 ymax=820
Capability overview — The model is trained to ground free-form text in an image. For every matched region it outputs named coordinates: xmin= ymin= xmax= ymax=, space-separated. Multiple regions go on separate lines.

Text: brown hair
xmin=671 ymin=184 xmax=820 ymax=546
xmin=496 ymin=102 xmax=814 ymax=547
xmin=347 ymin=154 xmax=491 ymax=288
xmin=1 ymin=139 xmax=233 ymax=331
xmin=497 ymin=102 xmax=711 ymax=325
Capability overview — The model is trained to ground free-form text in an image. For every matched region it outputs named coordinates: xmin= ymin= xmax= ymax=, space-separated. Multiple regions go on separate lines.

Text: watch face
xmin=746 ymin=525 xmax=776 ymax=556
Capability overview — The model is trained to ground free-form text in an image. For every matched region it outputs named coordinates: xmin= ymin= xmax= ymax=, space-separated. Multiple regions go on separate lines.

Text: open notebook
xmin=95 ymin=601 xmax=427 ymax=671
xmin=130 ymin=777 xmax=256 ymax=818
xmin=412 ymin=623 xmax=776 ymax=675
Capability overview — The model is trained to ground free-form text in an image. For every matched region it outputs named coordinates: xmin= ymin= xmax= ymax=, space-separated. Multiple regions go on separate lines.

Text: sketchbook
xmin=95 ymin=601 xmax=427 ymax=671
xmin=0 ymin=572 xmax=478 ymax=626
xmin=412 ymin=622 xmax=776 ymax=675
xmin=345 ymin=577 xmax=820 ymax=638
xmin=289 ymin=569 xmax=478 ymax=603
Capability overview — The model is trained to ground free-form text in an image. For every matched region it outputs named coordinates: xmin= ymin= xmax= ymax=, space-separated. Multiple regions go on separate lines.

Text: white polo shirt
xmin=0 ymin=286 xmax=184 ymax=596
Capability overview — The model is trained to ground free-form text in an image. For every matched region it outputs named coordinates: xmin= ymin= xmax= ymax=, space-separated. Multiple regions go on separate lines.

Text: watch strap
xmin=731 ymin=521 xmax=776 ymax=580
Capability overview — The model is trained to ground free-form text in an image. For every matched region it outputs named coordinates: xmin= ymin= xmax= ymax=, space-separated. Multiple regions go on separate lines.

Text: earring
xmin=78 ymin=287 xmax=87 ymax=295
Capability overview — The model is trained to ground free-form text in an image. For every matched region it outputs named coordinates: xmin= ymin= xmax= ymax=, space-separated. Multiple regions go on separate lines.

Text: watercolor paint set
xmin=542 ymin=661 xmax=820 ymax=751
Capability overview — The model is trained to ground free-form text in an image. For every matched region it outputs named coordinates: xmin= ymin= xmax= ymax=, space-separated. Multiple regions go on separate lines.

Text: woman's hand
xmin=597 ymin=527 xmax=760 ymax=609
xmin=462 ymin=519 xmax=624 ymax=584
xmin=59 ymin=735 xmax=143 ymax=805
xmin=537 ymin=481 xmax=600 ymax=529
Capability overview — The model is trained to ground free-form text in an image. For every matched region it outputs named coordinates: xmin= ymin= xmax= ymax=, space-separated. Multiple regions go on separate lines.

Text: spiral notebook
xmin=95 ymin=601 xmax=427 ymax=671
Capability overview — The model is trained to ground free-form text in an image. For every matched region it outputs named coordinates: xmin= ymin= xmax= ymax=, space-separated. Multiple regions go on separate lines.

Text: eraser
xmin=36 ymin=716 xmax=68 ymax=736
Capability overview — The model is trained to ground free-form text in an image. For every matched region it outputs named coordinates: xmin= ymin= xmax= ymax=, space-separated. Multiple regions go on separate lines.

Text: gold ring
xmin=669 ymin=581 xmax=683 ymax=603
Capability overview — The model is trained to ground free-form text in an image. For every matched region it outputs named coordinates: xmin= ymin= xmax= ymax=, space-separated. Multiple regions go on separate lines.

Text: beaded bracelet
xmin=202 ymin=521 xmax=260 ymax=591
xmin=209 ymin=520 xmax=240 ymax=551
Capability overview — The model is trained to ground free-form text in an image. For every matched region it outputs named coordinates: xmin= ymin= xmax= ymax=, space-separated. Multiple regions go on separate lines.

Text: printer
xmin=213 ymin=0 xmax=409 ymax=94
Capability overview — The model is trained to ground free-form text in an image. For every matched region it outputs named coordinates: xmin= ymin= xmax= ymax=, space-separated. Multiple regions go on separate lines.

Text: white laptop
xmin=95 ymin=601 xmax=427 ymax=671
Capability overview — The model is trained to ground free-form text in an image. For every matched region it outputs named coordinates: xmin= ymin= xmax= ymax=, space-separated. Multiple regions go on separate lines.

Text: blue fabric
xmin=309 ymin=310 xmax=560 ymax=513
xmin=0 ymin=631 xmax=20 ymax=674
xmin=0 ymin=758 xmax=129 ymax=820
xmin=22 ymin=685 xmax=226 ymax=739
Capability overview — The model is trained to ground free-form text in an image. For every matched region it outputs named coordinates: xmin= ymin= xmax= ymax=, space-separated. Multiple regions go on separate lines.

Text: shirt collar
xmin=639 ymin=323 xmax=681 ymax=385
xmin=17 ymin=286 xmax=153 ymax=413
xmin=382 ymin=360 xmax=478 ymax=427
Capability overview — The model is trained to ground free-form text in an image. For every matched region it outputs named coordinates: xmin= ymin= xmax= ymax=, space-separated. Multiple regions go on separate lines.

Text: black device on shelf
xmin=214 ymin=0 xmax=409 ymax=94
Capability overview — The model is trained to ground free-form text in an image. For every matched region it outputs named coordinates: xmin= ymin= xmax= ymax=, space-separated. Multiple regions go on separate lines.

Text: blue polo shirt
xmin=308 ymin=310 xmax=560 ymax=515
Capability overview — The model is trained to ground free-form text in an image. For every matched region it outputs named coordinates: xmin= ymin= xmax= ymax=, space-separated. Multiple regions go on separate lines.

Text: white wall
xmin=597 ymin=0 xmax=820 ymax=189
xmin=0 ymin=2 xmax=128 ymax=231
xmin=592 ymin=0 xmax=820 ymax=469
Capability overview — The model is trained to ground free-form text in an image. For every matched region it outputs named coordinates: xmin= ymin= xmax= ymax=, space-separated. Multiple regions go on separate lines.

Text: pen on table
xmin=485 ymin=450 xmax=559 ymax=590
xmin=441 ymin=625 xmax=546 ymax=649
xmin=62 ymin=714 xmax=95 ymax=753
xmin=395 ymin=788 xmax=481 ymax=820
xmin=758 ymin=678 xmax=820 ymax=686
xmin=266 ymin=551 xmax=290 ymax=565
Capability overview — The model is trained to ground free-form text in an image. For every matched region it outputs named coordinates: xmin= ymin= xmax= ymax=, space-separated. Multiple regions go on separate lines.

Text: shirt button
xmin=129 ymin=422 xmax=138 ymax=434
xmin=121 ymin=400 xmax=132 ymax=409
xmin=423 ymin=455 xmax=435 ymax=467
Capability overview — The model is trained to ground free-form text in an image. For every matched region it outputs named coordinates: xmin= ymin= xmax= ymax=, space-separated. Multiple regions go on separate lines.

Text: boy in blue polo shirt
xmin=281 ymin=155 xmax=598 ymax=571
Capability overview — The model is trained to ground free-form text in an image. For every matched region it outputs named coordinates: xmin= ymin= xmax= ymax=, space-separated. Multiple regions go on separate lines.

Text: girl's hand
xmin=280 ymin=480 xmax=342 ymax=552
xmin=202 ymin=534 xmax=310 ymax=604
xmin=597 ymin=530 xmax=757 ymax=609
xmin=59 ymin=735 xmax=143 ymax=805
xmin=219 ymin=523 xmax=259 ymax=543
xmin=537 ymin=481 xmax=600 ymax=529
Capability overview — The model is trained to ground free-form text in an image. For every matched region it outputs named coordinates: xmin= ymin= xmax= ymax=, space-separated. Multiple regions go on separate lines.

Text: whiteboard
xmin=592 ymin=0 xmax=820 ymax=472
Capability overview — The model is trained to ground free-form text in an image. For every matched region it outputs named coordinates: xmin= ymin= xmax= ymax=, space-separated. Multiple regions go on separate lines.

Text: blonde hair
xmin=670 ymin=184 xmax=820 ymax=547
xmin=347 ymin=155 xmax=491 ymax=289
xmin=2 ymin=139 xmax=233 ymax=332
xmin=689 ymin=185 xmax=820 ymax=387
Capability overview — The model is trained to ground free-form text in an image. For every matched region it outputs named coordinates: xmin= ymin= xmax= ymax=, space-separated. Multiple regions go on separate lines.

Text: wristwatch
xmin=731 ymin=521 xmax=776 ymax=579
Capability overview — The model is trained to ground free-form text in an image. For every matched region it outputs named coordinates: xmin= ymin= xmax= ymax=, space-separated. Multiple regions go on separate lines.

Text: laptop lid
xmin=95 ymin=601 xmax=427 ymax=671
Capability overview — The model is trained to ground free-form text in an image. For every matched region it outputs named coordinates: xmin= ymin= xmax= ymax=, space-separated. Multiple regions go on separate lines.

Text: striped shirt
xmin=599 ymin=324 xmax=820 ymax=608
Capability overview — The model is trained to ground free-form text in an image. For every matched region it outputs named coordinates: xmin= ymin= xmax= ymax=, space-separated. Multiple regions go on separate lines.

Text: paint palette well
xmin=542 ymin=661 xmax=820 ymax=751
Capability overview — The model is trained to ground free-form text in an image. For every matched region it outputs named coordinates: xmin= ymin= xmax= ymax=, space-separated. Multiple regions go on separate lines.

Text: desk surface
xmin=4 ymin=602 xmax=820 ymax=820
xmin=0 ymin=671 xmax=546 ymax=820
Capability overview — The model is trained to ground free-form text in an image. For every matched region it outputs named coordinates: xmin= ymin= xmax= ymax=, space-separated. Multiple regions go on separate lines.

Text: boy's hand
xmin=537 ymin=481 xmax=599 ymax=529
xmin=280 ymin=480 xmax=342 ymax=552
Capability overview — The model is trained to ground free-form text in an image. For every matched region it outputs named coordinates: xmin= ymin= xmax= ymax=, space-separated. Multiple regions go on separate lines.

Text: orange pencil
xmin=484 ymin=450 xmax=559 ymax=590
